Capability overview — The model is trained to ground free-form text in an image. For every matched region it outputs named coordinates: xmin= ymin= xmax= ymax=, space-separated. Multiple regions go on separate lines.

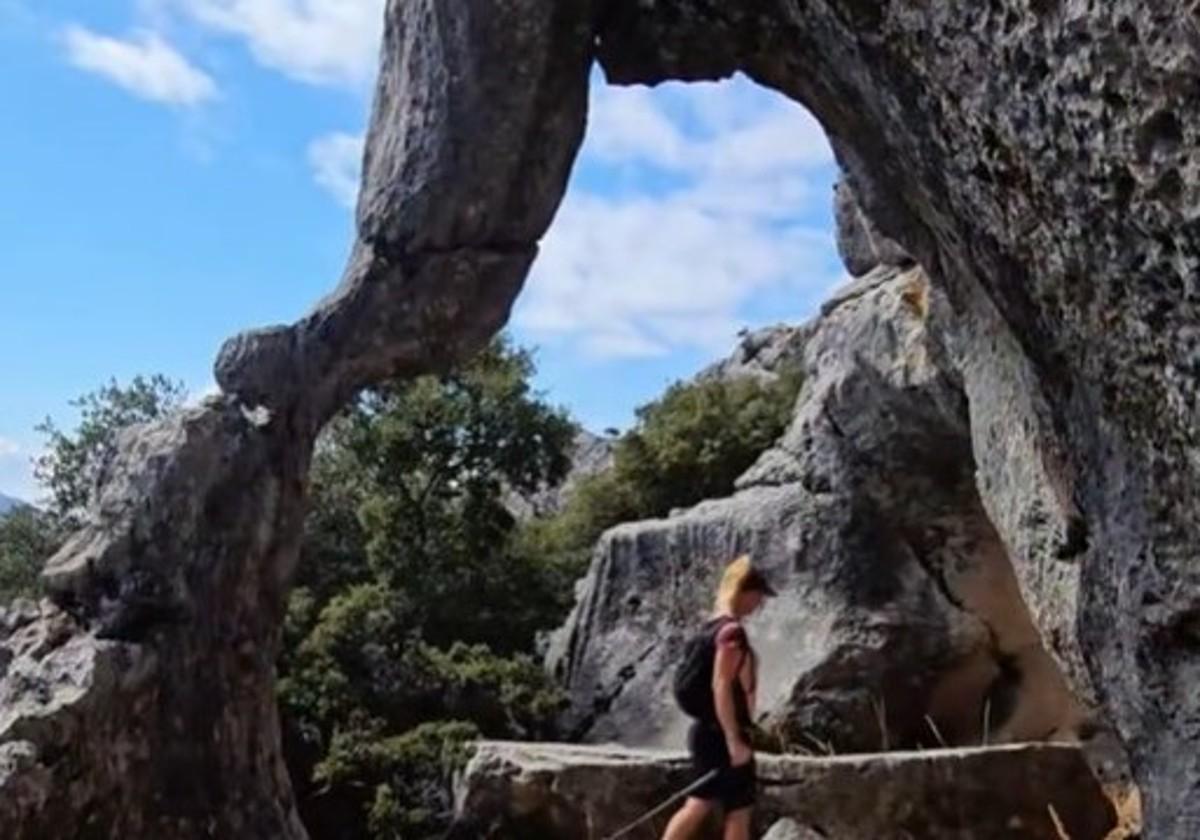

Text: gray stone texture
xmin=0 ymin=0 xmax=1196 ymax=836
xmin=546 ymin=269 xmax=1087 ymax=758
xmin=451 ymin=740 xmax=1116 ymax=840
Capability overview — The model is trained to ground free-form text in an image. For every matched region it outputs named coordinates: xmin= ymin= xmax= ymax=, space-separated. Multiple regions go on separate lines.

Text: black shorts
xmin=687 ymin=722 xmax=756 ymax=812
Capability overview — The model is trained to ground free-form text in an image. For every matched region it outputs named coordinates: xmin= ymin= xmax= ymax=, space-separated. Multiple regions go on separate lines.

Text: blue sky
xmin=0 ymin=0 xmax=843 ymax=501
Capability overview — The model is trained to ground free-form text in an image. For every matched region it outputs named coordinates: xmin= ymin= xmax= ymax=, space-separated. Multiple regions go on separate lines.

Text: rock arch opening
xmin=0 ymin=1 xmax=1195 ymax=838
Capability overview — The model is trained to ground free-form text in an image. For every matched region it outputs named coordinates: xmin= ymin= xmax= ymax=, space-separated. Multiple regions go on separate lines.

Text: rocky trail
xmin=451 ymin=741 xmax=1120 ymax=840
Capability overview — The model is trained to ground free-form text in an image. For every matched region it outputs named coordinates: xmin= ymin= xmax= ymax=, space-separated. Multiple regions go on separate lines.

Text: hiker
xmin=662 ymin=555 xmax=776 ymax=840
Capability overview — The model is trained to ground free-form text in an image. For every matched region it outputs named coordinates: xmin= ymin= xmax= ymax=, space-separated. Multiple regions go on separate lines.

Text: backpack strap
xmin=713 ymin=617 xmax=749 ymax=675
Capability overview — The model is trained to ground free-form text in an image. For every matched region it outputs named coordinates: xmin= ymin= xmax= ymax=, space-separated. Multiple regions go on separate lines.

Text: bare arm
xmin=712 ymin=623 xmax=752 ymax=766
xmin=741 ymin=651 xmax=757 ymax=718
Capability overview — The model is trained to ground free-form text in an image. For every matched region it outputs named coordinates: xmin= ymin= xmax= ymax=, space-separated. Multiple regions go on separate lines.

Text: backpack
xmin=672 ymin=617 xmax=739 ymax=720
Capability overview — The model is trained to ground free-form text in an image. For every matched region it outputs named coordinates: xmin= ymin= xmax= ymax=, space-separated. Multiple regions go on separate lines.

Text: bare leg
xmin=723 ymin=807 xmax=752 ymax=840
xmin=662 ymin=798 xmax=713 ymax=840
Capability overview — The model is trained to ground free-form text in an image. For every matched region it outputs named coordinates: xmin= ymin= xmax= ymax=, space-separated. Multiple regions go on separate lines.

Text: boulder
xmin=697 ymin=323 xmax=810 ymax=383
xmin=451 ymin=740 xmax=1117 ymax=840
xmin=546 ymin=268 xmax=1086 ymax=755
xmin=508 ymin=430 xmax=616 ymax=520
xmin=762 ymin=819 xmax=824 ymax=840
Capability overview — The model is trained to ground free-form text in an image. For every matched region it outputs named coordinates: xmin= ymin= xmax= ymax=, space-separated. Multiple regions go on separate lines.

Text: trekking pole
xmin=602 ymin=768 xmax=720 ymax=840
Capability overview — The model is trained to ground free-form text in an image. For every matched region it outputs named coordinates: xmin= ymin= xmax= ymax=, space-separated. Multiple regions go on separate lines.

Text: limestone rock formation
xmin=833 ymin=176 xmax=912 ymax=278
xmin=451 ymin=741 xmax=1117 ymax=839
xmin=0 ymin=2 xmax=597 ymax=837
xmin=596 ymin=4 xmax=1200 ymax=834
xmin=0 ymin=401 xmax=310 ymax=837
xmin=0 ymin=0 xmax=1196 ymax=836
xmin=698 ymin=323 xmax=809 ymax=383
xmin=546 ymin=267 xmax=1086 ymax=754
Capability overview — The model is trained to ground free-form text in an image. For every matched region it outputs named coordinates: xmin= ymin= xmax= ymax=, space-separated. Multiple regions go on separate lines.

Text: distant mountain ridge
xmin=0 ymin=493 xmax=25 ymax=516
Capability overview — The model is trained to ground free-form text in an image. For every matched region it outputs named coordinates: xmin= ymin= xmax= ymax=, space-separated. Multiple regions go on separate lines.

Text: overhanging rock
xmin=595 ymin=3 xmax=1200 ymax=834
xmin=0 ymin=0 xmax=1197 ymax=835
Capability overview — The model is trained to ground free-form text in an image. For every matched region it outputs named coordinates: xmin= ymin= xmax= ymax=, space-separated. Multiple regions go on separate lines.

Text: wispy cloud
xmin=519 ymin=191 xmax=834 ymax=359
xmin=177 ymin=0 xmax=385 ymax=88
xmin=308 ymin=132 xmax=364 ymax=208
xmin=515 ymin=77 xmax=839 ymax=360
xmin=587 ymin=83 xmax=831 ymax=176
xmin=297 ymin=76 xmax=839 ymax=362
xmin=63 ymin=26 xmax=218 ymax=107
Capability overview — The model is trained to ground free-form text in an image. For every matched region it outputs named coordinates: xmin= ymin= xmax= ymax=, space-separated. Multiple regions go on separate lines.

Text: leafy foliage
xmin=0 ymin=506 xmax=56 ymax=603
xmin=615 ymin=370 xmax=803 ymax=514
xmin=0 ymin=375 xmax=187 ymax=605
xmin=524 ymin=368 xmax=803 ymax=564
xmin=315 ymin=721 xmax=480 ymax=840
xmin=34 ymin=374 xmax=185 ymax=531
xmin=281 ymin=338 xmax=576 ymax=838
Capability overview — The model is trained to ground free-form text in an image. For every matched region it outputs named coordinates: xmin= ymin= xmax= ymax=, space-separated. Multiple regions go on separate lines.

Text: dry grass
xmin=924 ymin=715 xmax=949 ymax=749
xmin=899 ymin=271 xmax=930 ymax=319
xmin=1042 ymin=784 xmax=1141 ymax=840
xmin=1102 ymin=784 xmax=1142 ymax=840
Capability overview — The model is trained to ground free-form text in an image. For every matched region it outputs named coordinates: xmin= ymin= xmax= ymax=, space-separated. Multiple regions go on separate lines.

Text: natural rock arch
xmin=1 ymin=1 xmax=1197 ymax=838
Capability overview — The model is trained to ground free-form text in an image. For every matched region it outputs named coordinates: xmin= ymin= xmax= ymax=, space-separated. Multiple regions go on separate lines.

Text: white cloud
xmin=177 ymin=0 xmax=385 ymax=87
xmin=308 ymin=132 xmax=364 ymax=208
xmin=588 ymin=80 xmax=832 ymax=177
xmin=63 ymin=26 xmax=218 ymax=106
xmin=0 ymin=437 xmax=20 ymax=459
xmin=300 ymin=79 xmax=841 ymax=359
xmin=587 ymin=87 xmax=690 ymax=170
xmin=515 ymin=78 xmax=840 ymax=360
xmin=519 ymin=191 xmax=834 ymax=360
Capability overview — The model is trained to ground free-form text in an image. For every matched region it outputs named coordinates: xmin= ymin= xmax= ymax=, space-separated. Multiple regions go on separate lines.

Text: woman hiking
xmin=662 ymin=555 xmax=775 ymax=840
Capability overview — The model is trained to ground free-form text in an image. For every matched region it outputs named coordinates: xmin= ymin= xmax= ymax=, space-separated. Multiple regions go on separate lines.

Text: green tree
xmin=521 ymin=368 xmax=803 ymax=565
xmin=0 ymin=374 xmax=186 ymax=604
xmin=35 ymin=374 xmax=185 ymax=531
xmin=281 ymin=338 xmax=576 ymax=839
xmin=0 ymin=506 xmax=56 ymax=603
xmin=616 ymin=369 xmax=802 ymax=516
xmin=322 ymin=339 xmax=576 ymax=654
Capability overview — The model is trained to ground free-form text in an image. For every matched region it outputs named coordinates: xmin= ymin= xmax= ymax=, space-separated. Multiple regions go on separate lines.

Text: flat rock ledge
xmin=452 ymin=741 xmax=1116 ymax=840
